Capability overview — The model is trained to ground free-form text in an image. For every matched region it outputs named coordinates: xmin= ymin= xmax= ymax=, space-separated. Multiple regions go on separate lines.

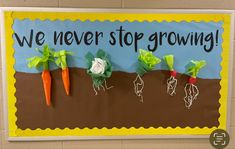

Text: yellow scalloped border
xmin=4 ymin=11 xmax=231 ymax=137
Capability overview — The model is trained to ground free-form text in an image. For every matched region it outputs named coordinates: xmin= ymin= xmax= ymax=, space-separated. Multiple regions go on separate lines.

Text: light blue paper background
xmin=13 ymin=19 xmax=223 ymax=79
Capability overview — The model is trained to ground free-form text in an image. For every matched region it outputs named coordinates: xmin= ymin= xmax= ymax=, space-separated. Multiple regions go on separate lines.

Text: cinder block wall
xmin=0 ymin=0 xmax=234 ymax=149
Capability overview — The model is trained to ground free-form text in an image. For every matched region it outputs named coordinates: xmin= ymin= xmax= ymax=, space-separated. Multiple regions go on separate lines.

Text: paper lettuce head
xmin=137 ymin=49 xmax=161 ymax=76
xmin=85 ymin=49 xmax=112 ymax=87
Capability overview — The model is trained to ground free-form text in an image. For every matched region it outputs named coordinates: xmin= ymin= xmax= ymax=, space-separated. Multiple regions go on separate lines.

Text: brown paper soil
xmin=15 ymin=68 xmax=220 ymax=129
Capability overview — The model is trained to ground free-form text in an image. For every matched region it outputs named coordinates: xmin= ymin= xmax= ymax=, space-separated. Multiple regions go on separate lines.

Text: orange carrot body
xmin=41 ymin=70 xmax=52 ymax=106
xmin=62 ymin=67 xmax=70 ymax=95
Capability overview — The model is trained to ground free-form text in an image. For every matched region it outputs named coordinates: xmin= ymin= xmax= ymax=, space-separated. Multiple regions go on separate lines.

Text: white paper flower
xmin=90 ymin=58 xmax=107 ymax=75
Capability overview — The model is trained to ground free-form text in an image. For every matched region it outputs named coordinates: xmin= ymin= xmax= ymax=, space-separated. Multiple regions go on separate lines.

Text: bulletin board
xmin=0 ymin=8 xmax=234 ymax=141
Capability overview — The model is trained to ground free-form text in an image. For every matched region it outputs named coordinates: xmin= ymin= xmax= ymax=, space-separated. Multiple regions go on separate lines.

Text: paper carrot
xmin=85 ymin=49 xmax=113 ymax=95
xmin=163 ymin=55 xmax=177 ymax=96
xmin=53 ymin=50 xmax=73 ymax=95
xmin=184 ymin=60 xmax=206 ymax=109
xmin=27 ymin=45 xmax=54 ymax=106
xmin=134 ymin=49 xmax=161 ymax=102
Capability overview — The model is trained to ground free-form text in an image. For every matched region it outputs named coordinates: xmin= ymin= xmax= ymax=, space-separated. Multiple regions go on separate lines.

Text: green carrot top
xmin=163 ymin=54 xmax=174 ymax=71
xmin=53 ymin=50 xmax=73 ymax=70
xmin=27 ymin=45 xmax=54 ymax=70
xmin=187 ymin=60 xmax=206 ymax=78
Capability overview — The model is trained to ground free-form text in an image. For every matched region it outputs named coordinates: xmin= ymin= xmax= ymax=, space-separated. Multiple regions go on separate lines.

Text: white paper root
xmin=167 ymin=76 xmax=177 ymax=96
xmin=133 ymin=75 xmax=144 ymax=103
xmin=104 ymin=80 xmax=114 ymax=90
xmin=184 ymin=83 xmax=199 ymax=109
xmin=93 ymin=80 xmax=114 ymax=95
